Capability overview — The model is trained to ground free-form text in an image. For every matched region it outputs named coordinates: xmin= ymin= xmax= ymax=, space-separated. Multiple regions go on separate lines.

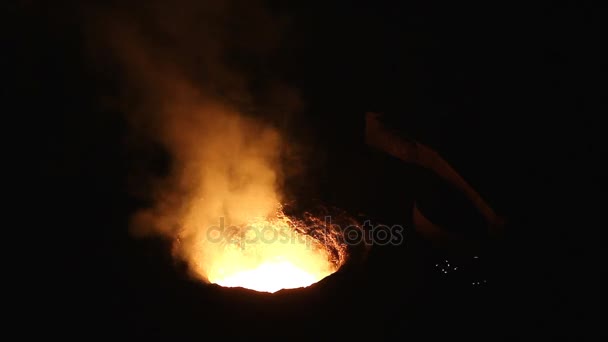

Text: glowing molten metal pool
xmin=213 ymin=260 xmax=323 ymax=293
xmin=201 ymin=209 xmax=346 ymax=293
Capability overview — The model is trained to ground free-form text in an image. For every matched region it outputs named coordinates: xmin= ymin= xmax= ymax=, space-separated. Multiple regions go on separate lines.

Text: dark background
xmin=10 ymin=0 xmax=600 ymax=339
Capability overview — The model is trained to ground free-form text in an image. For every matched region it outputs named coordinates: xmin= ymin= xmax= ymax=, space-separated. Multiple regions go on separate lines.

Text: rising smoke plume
xmin=82 ymin=0 xmax=304 ymax=281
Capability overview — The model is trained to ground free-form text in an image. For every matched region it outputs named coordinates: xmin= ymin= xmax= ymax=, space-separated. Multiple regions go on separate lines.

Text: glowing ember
xmin=199 ymin=208 xmax=345 ymax=293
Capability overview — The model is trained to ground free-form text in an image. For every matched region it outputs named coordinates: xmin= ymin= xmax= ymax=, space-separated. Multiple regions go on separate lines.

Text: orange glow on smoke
xmin=89 ymin=0 xmax=356 ymax=297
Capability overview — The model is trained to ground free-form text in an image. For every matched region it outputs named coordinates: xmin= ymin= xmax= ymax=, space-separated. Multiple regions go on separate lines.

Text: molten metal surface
xmin=212 ymin=260 xmax=324 ymax=293
xmin=199 ymin=208 xmax=346 ymax=293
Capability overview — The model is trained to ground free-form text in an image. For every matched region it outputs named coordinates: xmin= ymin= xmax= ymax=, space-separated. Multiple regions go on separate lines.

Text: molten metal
xmin=203 ymin=209 xmax=345 ymax=293
xmin=212 ymin=260 xmax=323 ymax=293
